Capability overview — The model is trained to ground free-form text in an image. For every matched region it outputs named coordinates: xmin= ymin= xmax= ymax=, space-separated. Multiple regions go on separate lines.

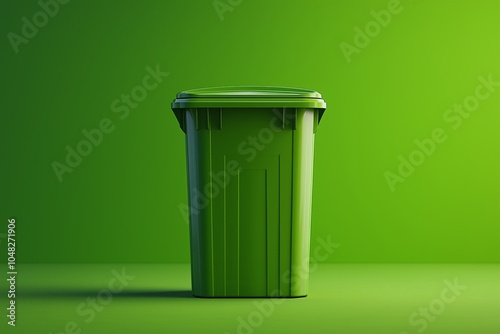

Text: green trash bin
xmin=172 ymin=86 xmax=326 ymax=297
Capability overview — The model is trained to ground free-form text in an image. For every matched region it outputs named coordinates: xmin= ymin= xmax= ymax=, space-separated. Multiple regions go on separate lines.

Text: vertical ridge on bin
xmin=186 ymin=109 xmax=202 ymax=295
xmin=224 ymin=154 xmax=238 ymax=296
xmin=266 ymin=158 xmax=279 ymax=296
xmin=278 ymin=154 xmax=281 ymax=296
xmin=293 ymin=109 xmax=298 ymax=130
xmin=207 ymin=109 xmax=213 ymax=296
xmin=237 ymin=169 xmax=240 ymax=295
xmin=207 ymin=108 xmax=210 ymax=130
xmin=223 ymin=154 xmax=227 ymax=296
xmin=290 ymin=111 xmax=299 ymax=296
xmin=279 ymin=146 xmax=292 ymax=297
xmin=209 ymin=127 xmax=214 ymax=296
xmin=289 ymin=128 xmax=294 ymax=297
xmin=219 ymin=108 xmax=223 ymax=130
xmin=210 ymin=128 xmax=225 ymax=297
xmin=265 ymin=168 xmax=269 ymax=295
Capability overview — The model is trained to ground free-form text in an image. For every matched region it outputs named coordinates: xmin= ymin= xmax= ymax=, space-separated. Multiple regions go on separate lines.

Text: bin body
xmin=172 ymin=87 xmax=326 ymax=297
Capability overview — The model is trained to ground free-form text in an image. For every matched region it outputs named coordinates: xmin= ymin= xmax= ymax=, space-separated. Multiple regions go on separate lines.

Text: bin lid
xmin=171 ymin=86 xmax=326 ymax=109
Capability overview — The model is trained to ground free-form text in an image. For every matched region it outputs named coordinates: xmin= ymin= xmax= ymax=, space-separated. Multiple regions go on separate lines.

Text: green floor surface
xmin=3 ymin=264 xmax=499 ymax=334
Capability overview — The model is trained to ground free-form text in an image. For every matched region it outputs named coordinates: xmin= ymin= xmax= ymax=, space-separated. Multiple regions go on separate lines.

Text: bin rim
xmin=171 ymin=86 xmax=327 ymax=132
xmin=171 ymin=86 xmax=326 ymax=109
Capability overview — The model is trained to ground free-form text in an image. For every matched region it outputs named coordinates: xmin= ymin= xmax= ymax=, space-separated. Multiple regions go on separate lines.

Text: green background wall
xmin=1 ymin=0 xmax=499 ymax=263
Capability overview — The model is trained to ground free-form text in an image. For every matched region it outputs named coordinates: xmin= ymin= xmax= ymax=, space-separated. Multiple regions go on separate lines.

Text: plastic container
xmin=172 ymin=86 xmax=326 ymax=297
